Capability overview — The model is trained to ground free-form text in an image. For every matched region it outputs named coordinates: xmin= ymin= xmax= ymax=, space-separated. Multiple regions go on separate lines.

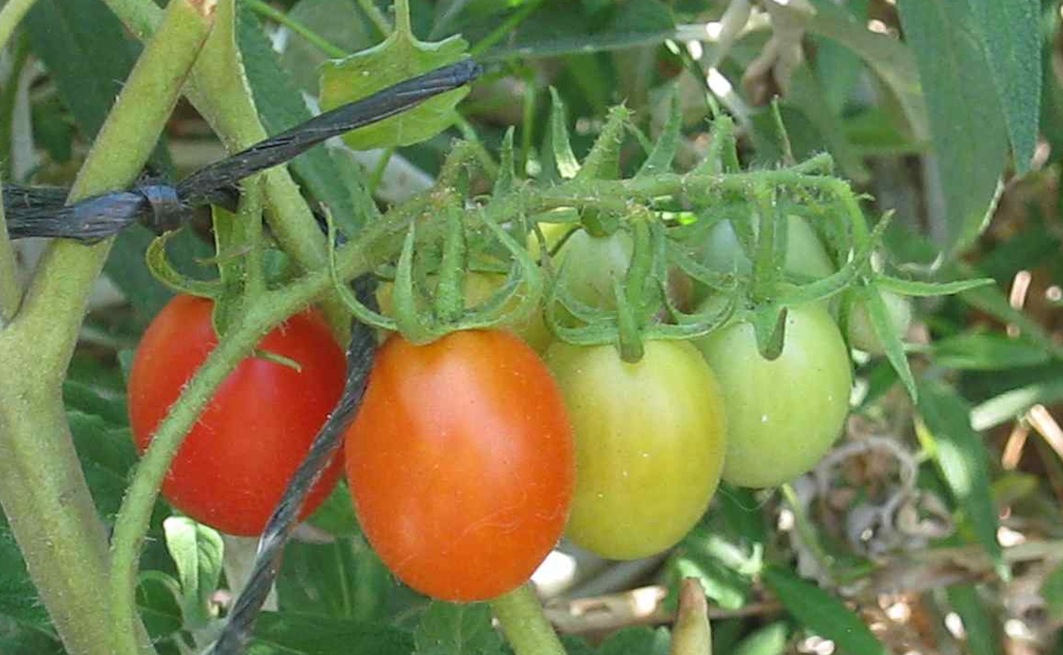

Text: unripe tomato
xmin=554 ymin=228 xmax=633 ymax=312
xmin=694 ymin=303 xmax=852 ymax=488
xmin=545 ymin=340 xmax=727 ymax=560
xmin=128 ymin=295 xmax=347 ymax=536
xmin=344 ymin=330 xmax=574 ymax=601
xmin=697 ymin=214 xmax=834 ymax=280
xmin=846 ymin=289 xmax=912 ymax=354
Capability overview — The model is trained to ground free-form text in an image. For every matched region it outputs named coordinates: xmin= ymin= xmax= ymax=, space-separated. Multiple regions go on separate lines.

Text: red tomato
xmin=344 ymin=330 xmax=574 ymax=602
xmin=128 ymin=295 xmax=347 ymax=536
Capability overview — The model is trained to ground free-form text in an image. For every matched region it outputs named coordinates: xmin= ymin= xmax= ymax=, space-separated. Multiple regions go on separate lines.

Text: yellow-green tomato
xmin=694 ymin=303 xmax=852 ymax=488
xmin=545 ymin=340 xmax=728 ymax=560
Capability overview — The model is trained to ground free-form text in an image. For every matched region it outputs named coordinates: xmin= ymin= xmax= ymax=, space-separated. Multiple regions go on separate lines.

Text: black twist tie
xmin=135 ymin=184 xmax=185 ymax=233
xmin=3 ymin=60 xmax=483 ymax=242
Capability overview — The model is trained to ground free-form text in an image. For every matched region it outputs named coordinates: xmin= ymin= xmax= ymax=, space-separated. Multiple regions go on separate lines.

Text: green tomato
xmin=846 ymin=289 xmax=912 ymax=355
xmin=694 ymin=303 xmax=852 ymax=488
xmin=698 ymin=214 xmax=834 ymax=280
xmin=545 ymin=339 xmax=727 ymax=560
xmin=554 ymin=228 xmax=634 ymax=312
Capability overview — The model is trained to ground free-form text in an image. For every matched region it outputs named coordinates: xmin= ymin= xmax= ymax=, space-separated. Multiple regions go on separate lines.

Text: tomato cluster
xmin=127 ymin=210 xmax=905 ymax=601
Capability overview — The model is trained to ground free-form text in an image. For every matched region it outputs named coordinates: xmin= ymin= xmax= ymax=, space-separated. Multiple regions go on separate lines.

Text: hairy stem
xmin=0 ymin=2 xmax=214 ymax=654
xmin=490 ymin=584 xmax=568 ymax=655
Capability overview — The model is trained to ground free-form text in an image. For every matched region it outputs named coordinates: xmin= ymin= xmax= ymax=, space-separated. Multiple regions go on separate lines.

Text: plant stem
xmin=0 ymin=179 xmax=20 ymax=323
xmin=0 ymin=2 xmax=214 ymax=654
xmin=490 ymin=584 xmax=567 ymax=655
xmin=356 ymin=0 xmax=391 ymax=39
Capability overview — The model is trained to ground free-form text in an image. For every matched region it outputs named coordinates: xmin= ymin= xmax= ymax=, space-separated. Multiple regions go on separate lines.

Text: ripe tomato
xmin=545 ymin=340 xmax=727 ymax=560
xmin=128 ymin=295 xmax=347 ymax=536
xmin=694 ymin=303 xmax=852 ymax=488
xmin=344 ymin=330 xmax=574 ymax=601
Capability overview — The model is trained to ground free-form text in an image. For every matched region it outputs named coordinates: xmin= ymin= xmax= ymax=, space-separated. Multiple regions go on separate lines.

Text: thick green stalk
xmin=490 ymin=585 xmax=567 ymax=655
xmin=0 ymin=182 xmax=19 ymax=322
xmin=103 ymin=0 xmax=351 ymax=335
xmin=0 ymin=2 xmax=215 ymax=654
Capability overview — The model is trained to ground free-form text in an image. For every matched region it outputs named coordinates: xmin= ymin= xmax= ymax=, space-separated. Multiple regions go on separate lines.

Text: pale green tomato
xmin=846 ymin=290 xmax=912 ymax=355
xmin=698 ymin=214 xmax=835 ymax=280
xmin=555 ymin=228 xmax=634 ymax=311
xmin=694 ymin=303 xmax=852 ymax=488
xmin=545 ymin=340 xmax=727 ymax=560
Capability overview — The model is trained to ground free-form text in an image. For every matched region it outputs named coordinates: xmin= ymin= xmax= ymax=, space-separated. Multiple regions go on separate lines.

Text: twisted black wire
xmin=3 ymin=59 xmax=482 ymax=241
xmin=207 ymin=276 xmax=378 ymax=655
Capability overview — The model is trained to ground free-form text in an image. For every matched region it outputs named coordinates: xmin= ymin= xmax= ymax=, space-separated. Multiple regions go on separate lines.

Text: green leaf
xmin=718 ymin=484 xmax=767 ymax=547
xmin=277 ymin=537 xmax=406 ymax=624
xmin=238 ymin=7 xmax=375 ymax=236
xmin=732 ymin=622 xmax=789 ymax=655
xmin=915 ymin=381 xmax=1004 ymax=576
xmin=932 ymin=332 xmax=1051 ymax=371
xmin=762 ymin=566 xmax=887 ymax=655
xmin=1043 ymin=561 xmax=1063 ymax=622
xmin=319 ymin=5 xmax=471 ymax=150
xmin=0 ymin=523 xmax=55 ymax=640
xmin=946 ymin=585 xmax=1000 ymax=655
xmin=24 ymin=0 xmax=141 ymax=141
xmin=896 ymin=0 xmax=1008 ymax=253
xmin=162 ymin=517 xmax=224 ymax=628
xmin=596 ymin=626 xmax=670 ymax=655
xmin=971 ymin=376 xmax=1063 ymax=431
xmin=278 ymin=0 xmax=375 ymax=94
xmin=67 ymin=411 xmax=145 ymax=521
xmin=413 ymin=602 xmax=504 ymax=655
xmin=804 ymin=0 xmax=928 ymax=142
xmin=249 ymin=612 xmax=415 ymax=654
xmin=965 ymin=0 xmax=1041 ymax=173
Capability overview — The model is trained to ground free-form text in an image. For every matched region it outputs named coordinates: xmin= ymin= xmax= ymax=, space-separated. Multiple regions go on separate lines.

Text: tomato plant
xmin=344 ymin=329 xmax=574 ymax=601
xmin=554 ymin=228 xmax=633 ymax=312
xmin=694 ymin=303 xmax=852 ymax=488
xmin=545 ymin=339 xmax=727 ymax=560
xmin=127 ymin=295 xmax=348 ymax=536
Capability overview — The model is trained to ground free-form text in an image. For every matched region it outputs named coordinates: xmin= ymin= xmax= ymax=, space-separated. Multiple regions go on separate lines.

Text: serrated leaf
xmin=319 ymin=7 xmax=470 ymax=150
xmin=966 ymin=0 xmax=1041 ymax=173
xmin=896 ymin=0 xmax=1007 ymax=254
xmin=947 ymin=585 xmax=1000 ymax=655
xmin=859 ymin=285 xmax=916 ymax=401
xmin=237 ymin=6 xmax=376 ymax=236
xmin=915 ymin=381 xmax=1004 ymax=576
xmin=762 ymin=566 xmax=887 ymax=655
xmin=414 ymin=602 xmax=504 ymax=655
xmin=163 ymin=517 xmax=224 ymax=628
xmin=249 ymin=612 xmax=415 ymax=654
xmin=932 ymin=332 xmax=1051 ymax=371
